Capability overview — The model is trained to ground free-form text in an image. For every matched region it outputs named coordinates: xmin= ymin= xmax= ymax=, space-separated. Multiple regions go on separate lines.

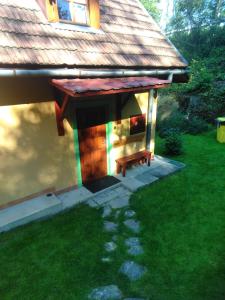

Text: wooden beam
xmin=54 ymin=94 xmax=69 ymax=136
xmin=55 ymin=101 xmax=65 ymax=136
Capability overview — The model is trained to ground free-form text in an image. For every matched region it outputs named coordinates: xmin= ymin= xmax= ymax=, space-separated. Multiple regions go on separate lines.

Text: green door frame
xmin=73 ymin=101 xmax=114 ymax=186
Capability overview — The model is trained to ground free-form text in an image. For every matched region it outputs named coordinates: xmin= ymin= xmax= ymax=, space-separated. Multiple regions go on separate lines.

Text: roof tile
xmin=0 ymin=0 xmax=187 ymax=68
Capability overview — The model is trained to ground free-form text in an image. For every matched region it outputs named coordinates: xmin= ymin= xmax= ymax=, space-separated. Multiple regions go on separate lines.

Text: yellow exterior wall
xmin=0 ymin=101 xmax=77 ymax=206
xmin=0 ymin=78 xmax=54 ymax=106
xmin=0 ymin=86 xmax=153 ymax=205
xmin=110 ymin=92 xmax=149 ymax=173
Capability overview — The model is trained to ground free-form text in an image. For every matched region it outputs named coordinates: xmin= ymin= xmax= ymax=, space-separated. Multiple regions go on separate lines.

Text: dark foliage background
xmin=141 ymin=0 xmax=225 ymax=134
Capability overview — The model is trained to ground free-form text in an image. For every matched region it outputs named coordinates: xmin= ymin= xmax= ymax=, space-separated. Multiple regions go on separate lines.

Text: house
xmin=0 ymin=0 xmax=188 ymax=208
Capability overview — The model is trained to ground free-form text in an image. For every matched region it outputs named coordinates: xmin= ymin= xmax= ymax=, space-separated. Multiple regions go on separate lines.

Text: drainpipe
xmin=0 ymin=68 xmax=188 ymax=78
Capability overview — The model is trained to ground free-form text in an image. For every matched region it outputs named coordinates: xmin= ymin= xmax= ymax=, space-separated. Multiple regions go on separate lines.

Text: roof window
xmin=37 ymin=0 xmax=100 ymax=29
xmin=57 ymin=0 xmax=89 ymax=25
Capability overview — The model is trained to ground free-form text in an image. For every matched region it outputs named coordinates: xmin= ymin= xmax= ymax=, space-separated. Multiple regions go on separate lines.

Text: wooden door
xmin=77 ymin=106 xmax=107 ymax=183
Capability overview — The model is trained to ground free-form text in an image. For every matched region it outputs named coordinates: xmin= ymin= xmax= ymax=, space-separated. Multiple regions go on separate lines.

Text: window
xmin=41 ymin=0 xmax=100 ymax=29
xmin=57 ymin=0 xmax=89 ymax=25
xmin=130 ymin=114 xmax=146 ymax=135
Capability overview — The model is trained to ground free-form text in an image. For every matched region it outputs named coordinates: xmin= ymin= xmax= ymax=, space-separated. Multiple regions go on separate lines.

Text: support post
xmin=55 ymin=101 xmax=65 ymax=136
xmin=54 ymin=94 xmax=69 ymax=136
xmin=146 ymin=89 xmax=158 ymax=158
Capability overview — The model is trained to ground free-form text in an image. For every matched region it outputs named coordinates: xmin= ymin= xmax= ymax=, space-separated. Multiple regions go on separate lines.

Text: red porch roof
xmin=51 ymin=77 xmax=171 ymax=97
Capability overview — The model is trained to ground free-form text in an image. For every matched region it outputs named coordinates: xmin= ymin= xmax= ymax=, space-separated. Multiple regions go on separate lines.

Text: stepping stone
xmin=104 ymin=221 xmax=118 ymax=233
xmin=101 ymin=257 xmax=112 ymax=263
xmin=119 ymin=261 xmax=147 ymax=281
xmin=135 ymin=172 xmax=158 ymax=185
xmin=102 ymin=206 xmax=112 ymax=218
xmin=105 ymin=242 xmax=117 ymax=252
xmin=124 ymin=219 xmax=141 ymax=233
xmin=109 ymin=196 xmax=129 ymax=209
xmin=88 ymin=285 xmax=123 ymax=300
xmin=127 ymin=245 xmax=144 ymax=256
xmin=125 ymin=237 xmax=140 ymax=247
xmin=124 ymin=210 xmax=136 ymax=218
xmin=122 ymin=177 xmax=145 ymax=192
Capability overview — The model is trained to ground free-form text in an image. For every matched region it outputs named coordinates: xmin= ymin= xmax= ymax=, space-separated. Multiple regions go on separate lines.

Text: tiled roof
xmin=51 ymin=77 xmax=171 ymax=96
xmin=0 ymin=0 xmax=188 ymax=69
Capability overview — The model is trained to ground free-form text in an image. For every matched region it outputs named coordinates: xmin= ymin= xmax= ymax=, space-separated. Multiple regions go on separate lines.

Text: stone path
xmin=119 ymin=261 xmax=147 ymax=281
xmin=88 ymin=197 xmax=148 ymax=300
xmin=86 ymin=157 xmax=186 ymax=299
xmin=88 ymin=285 xmax=122 ymax=300
xmin=127 ymin=244 xmax=144 ymax=256
xmin=88 ymin=185 xmax=131 ymax=209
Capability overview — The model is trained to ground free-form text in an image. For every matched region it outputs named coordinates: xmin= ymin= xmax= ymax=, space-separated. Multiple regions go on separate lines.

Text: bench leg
xmin=116 ymin=162 xmax=121 ymax=174
xmin=122 ymin=164 xmax=126 ymax=177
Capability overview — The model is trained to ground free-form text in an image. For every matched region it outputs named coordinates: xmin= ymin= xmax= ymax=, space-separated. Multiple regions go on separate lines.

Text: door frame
xmin=73 ymin=99 xmax=113 ymax=186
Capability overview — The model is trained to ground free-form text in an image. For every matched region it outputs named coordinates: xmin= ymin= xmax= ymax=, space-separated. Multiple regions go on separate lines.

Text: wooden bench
xmin=116 ymin=150 xmax=151 ymax=177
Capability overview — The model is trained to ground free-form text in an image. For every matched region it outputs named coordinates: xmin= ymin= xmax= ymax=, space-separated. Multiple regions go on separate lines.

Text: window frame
xmin=130 ymin=114 xmax=146 ymax=136
xmin=57 ymin=0 xmax=90 ymax=27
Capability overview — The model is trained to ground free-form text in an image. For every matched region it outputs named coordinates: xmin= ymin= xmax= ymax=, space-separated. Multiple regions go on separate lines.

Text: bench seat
xmin=116 ymin=150 xmax=151 ymax=177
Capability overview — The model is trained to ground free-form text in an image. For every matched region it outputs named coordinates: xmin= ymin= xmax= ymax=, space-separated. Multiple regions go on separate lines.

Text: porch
xmin=0 ymin=155 xmax=185 ymax=233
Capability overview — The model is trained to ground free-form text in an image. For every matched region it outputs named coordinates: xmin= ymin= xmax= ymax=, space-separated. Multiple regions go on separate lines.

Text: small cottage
xmin=0 ymin=0 xmax=188 ymax=208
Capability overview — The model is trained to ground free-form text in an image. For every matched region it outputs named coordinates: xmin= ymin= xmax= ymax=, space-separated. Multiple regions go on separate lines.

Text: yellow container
xmin=216 ymin=117 xmax=225 ymax=143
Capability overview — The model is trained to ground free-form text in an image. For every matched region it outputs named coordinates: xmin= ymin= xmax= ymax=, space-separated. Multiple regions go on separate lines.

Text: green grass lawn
xmin=0 ymin=131 xmax=225 ymax=299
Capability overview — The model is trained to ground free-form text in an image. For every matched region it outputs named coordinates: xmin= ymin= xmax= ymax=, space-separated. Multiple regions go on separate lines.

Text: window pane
xmin=72 ymin=3 xmax=88 ymax=24
xmin=57 ymin=0 xmax=72 ymax=21
xmin=74 ymin=0 xmax=87 ymax=4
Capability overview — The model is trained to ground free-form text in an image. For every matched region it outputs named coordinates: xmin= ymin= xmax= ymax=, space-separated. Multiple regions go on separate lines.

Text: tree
xmin=140 ymin=0 xmax=161 ymax=22
xmin=162 ymin=0 xmax=225 ymax=124
xmin=167 ymin=0 xmax=225 ymax=32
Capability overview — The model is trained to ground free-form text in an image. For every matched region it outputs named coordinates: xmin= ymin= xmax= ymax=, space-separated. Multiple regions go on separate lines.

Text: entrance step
xmin=0 ymin=194 xmax=62 ymax=233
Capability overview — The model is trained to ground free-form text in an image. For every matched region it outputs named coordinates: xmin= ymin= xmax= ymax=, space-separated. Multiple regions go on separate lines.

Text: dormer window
xmin=38 ymin=0 xmax=100 ymax=29
xmin=57 ymin=0 xmax=89 ymax=25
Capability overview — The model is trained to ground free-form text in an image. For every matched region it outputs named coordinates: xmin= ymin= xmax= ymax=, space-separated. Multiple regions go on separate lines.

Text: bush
xmin=157 ymin=111 xmax=188 ymax=138
xmin=164 ymin=130 xmax=183 ymax=156
xmin=187 ymin=116 xmax=209 ymax=135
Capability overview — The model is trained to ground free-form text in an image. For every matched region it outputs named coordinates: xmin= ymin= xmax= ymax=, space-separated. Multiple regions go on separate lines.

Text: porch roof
xmin=51 ymin=77 xmax=171 ymax=98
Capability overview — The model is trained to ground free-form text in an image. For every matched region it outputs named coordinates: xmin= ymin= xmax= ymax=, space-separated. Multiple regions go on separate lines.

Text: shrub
xmin=164 ymin=130 xmax=183 ymax=156
xmin=157 ymin=111 xmax=188 ymax=138
xmin=187 ymin=116 xmax=209 ymax=135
